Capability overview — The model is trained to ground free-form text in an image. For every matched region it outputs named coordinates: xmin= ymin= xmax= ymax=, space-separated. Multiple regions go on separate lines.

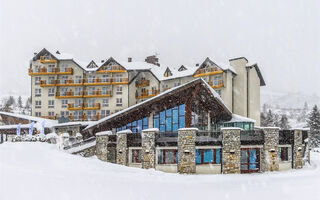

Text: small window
xmin=116 ymin=98 xmax=122 ymax=107
xmin=48 ymin=111 xmax=55 ymax=116
xmin=35 ymin=101 xmax=41 ymax=109
xmin=278 ymin=147 xmax=289 ymax=161
xmin=131 ymin=149 xmax=142 ymax=163
xmin=102 ymin=99 xmax=109 ymax=107
xmin=48 ymin=88 xmax=55 ymax=97
xmin=196 ymin=149 xmax=221 ymax=164
xmin=35 ymin=112 xmax=41 ymax=117
xmin=48 ymin=100 xmax=54 ymax=108
xmin=35 ymin=88 xmax=41 ymax=97
xmin=35 ymin=77 xmax=41 ymax=85
xmin=116 ymin=86 xmax=123 ymax=95
xmin=158 ymin=149 xmax=177 ymax=164
xmin=61 ymin=99 xmax=68 ymax=108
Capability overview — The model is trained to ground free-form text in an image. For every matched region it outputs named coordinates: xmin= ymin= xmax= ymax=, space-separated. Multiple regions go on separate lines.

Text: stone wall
xmin=117 ymin=132 xmax=128 ymax=166
xmin=178 ymin=128 xmax=196 ymax=174
xmin=141 ymin=129 xmax=157 ymax=169
xmin=96 ymin=134 xmax=109 ymax=161
xmin=293 ymin=129 xmax=303 ymax=169
xmin=78 ymin=146 xmax=96 ymax=157
xmin=222 ymin=128 xmax=241 ymax=174
xmin=263 ymin=128 xmax=279 ymax=172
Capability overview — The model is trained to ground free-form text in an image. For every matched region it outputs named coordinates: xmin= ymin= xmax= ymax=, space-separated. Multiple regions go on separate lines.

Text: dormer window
xmin=164 ymin=67 xmax=172 ymax=77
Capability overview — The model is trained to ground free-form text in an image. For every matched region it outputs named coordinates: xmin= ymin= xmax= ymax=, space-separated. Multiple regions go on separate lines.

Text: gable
xmin=178 ymin=65 xmax=187 ymax=71
xmin=164 ymin=67 xmax=173 ymax=77
xmin=86 ymin=61 xmax=98 ymax=69
xmin=32 ymin=48 xmax=58 ymax=62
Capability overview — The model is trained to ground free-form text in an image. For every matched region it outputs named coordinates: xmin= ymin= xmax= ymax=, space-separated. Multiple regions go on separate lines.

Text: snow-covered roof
xmin=52 ymin=121 xmax=93 ymax=128
xmin=0 ymin=124 xmax=31 ymax=130
xmin=84 ymin=78 xmax=231 ymax=131
xmin=225 ymin=114 xmax=256 ymax=123
xmin=96 ymin=131 xmax=113 ymax=136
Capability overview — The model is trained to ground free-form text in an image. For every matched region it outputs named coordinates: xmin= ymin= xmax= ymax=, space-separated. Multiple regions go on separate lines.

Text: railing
xmin=40 ymin=80 xmax=56 ymax=87
xmin=135 ymin=89 xmax=160 ymax=99
xmin=40 ymin=56 xmax=57 ymax=63
xmin=83 ymin=78 xmax=113 ymax=85
xmin=193 ymin=67 xmax=223 ymax=78
xmin=83 ymin=90 xmax=112 ymax=98
xmin=68 ymin=103 xmax=84 ymax=110
xmin=56 ymin=91 xmax=83 ymax=98
xmin=112 ymin=77 xmax=129 ymax=84
xmin=41 ymin=116 xmax=57 ymax=120
xmin=83 ymin=103 xmax=100 ymax=110
xmin=135 ymin=79 xmax=150 ymax=87
xmin=196 ymin=131 xmax=222 ymax=142
xmin=56 ymin=79 xmax=83 ymax=86
xmin=97 ymin=65 xmax=127 ymax=73
xmin=63 ymin=137 xmax=96 ymax=150
xmin=29 ymin=67 xmax=73 ymax=75
xmin=208 ymin=80 xmax=224 ymax=88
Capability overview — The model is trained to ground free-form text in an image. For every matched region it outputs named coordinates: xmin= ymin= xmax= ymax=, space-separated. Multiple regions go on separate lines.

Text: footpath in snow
xmin=0 ymin=142 xmax=319 ymax=200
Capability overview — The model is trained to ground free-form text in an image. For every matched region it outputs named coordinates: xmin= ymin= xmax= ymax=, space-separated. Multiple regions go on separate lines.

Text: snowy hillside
xmin=0 ymin=142 xmax=319 ymax=200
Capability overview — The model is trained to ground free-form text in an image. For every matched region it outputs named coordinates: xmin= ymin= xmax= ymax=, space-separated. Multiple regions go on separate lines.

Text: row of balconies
xmin=68 ymin=103 xmax=101 ymax=110
xmin=56 ymin=90 xmax=112 ymax=98
xmin=135 ymin=89 xmax=160 ymax=99
xmin=39 ymin=77 xmax=128 ymax=87
xmin=193 ymin=67 xmax=223 ymax=78
xmin=97 ymin=65 xmax=127 ymax=73
xmin=29 ymin=67 xmax=73 ymax=75
xmin=41 ymin=113 xmax=103 ymax=121
xmin=135 ymin=79 xmax=150 ymax=87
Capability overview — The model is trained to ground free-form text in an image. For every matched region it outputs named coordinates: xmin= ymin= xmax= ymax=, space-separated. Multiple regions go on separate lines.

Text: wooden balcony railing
xmin=83 ymin=90 xmax=112 ymax=98
xmin=40 ymin=56 xmax=57 ymax=63
xmin=29 ymin=67 xmax=73 ymax=75
xmin=193 ymin=67 xmax=223 ymax=78
xmin=40 ymin=80 xmax=56 ymax=87
xmin=135 ymin=79 xmax=150 ymax=87
xmin=136 ymin=89 xmax=160 ymax=99
xmin=208 ymin=80 xmax=224 ymax=88
xmin=67 ymin=103 xmax=84 ymax=110
xmin=42 ymin=115 xmax=57 ymax=120
xmin=97 ymin=65 xmax=127 ymax=73
xmin=68 ymin=113 xmax=101 ymax=121
xmin=83 ymin=78 xmax=113 ymax=85
xmin=56 ymin=91 xmax=84 ymax=98
xmin=56 ymin=79 xmax=83 ymax=86
xmin=83 ymin=103 xmax=100 ymax=110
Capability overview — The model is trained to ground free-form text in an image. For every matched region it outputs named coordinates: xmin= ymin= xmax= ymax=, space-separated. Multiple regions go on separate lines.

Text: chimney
xmin=34 ymin=52 xmax=37 ymax=56
xmin=128 ymin=57 xmax=132 ymax=62
xmin=196 ymin=63 xmax=199 ymax=67
xmin=101 ymin=60 xmax=105 ymax=63
xmin=145 ymin=55 xmax=160 ymax=66
xmin=56 ymin=50 xmax=60 ymax=54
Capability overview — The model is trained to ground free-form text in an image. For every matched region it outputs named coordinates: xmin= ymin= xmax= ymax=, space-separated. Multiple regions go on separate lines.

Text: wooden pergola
xmin=84 ymin=78 xmax=232 ymax=136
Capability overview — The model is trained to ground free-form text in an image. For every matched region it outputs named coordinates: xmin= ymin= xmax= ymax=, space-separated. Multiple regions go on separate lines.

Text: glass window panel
xmin=132 ymin=127 xmax=137 ymax=133
xmin=160 ymin=111 xmax=165 ymax=124
xmin=172 ymin=124 xmax=178 ymax=132
xmin=203 ymin=149 xmax=213 ymax=163
xmin=166 ymin=118 xmax=172 ymax=131
xmin=159 ymin=150 xmax=164 ymax=164
xmin=143 ymin=117 xmax=148 ymax=125
xmin=122 ymin=126 xmax=126 ymax=130
xmin=137 ymin=119 xmax=143 ymax=132
xmin=249 ymin=149 xmax=257 ymax=170
xmin=196 ymin=149 xmax=202 ymax=164
xmin=241 ymin=150 xmax=248 ymax=164
xmin=166 ymin=108 xmax=172 ymax=117
xmin=179 ymin=116 xmax=185 ymax=128
xmin=143 ymin=125 xmax=148 ymax=130
xmin=179 ymin=104 xmax=185 ymax=116
xmin=216 ymin=149 xmax=221 ymax=164
xmin=165 ymin=150 xmax=175 ymax=164
xmin=241 ymin=165 xmax=248 ymax=170
xmin=154 ymin=119 xmax=159 ymax=128
xmin=160 ymin=125 xmax=165 ymax=132
xmin=132 ymin=121 xmax=137 ymax=126
xmin=173 ymin=109 xmax=178 ymax=124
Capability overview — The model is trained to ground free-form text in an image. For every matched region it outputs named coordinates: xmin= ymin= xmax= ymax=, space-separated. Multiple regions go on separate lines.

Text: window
xmin=196 ymin=149 xmax=221 ymax=164
xmin=48 ymin=65 xmax=55 ymax=72
xmin=60 ymin=64 xmax=68 ymax=72
xmin=48 ymin=100 xmax=54 ymax=108
xmin=35 ymin=88 xmax=41 ymax=97
xmin=116 ymin=117 xmax=148 ymax=133
xmin=75 ymin=87 xmax=82 ymax=96
xmin=35 ymin=101 xmax=41 ymax=109
xmin=88 ymin=75 xmax=95 ymax=83
xmin=35 ymin=77 xmax=41 ymax=85
xmin=75 ymin=76 xmax=82 ymax=83
xmin=48 ymin=111 xmax=55 ymax=116
xmin=116 ymin=86 xmax=122 ymax=95
xmin=62 ymin=99 xmax=68 ymax=108
xmin=174 ymin=82 xmax=180 ymax=87
xmin=154 ymin=104 xmax=185 ymax=132
xmin=278 ymin=147 xmax=289 ymax=161
xmin=102 ymin=99 xmax=109 ymax=107
xmin=116 ymin=98 xmax=122 ymax=107
xmin=48 ymin=88 xmax=55 ymax=96
xmin=158 ymin=149 xmax=178 ymax=164
xmin=60 ymin=111 xmax=69 ymax=118
xmin=88 ymin=99 xmax=95 ymax=107
xmin=48 ymin=76 xmax=55 ymax=84
xmin=89 ymin=87 xmax=95 ymax=95
xmin=73 ymin=111 xmax=83 ymax=121
xmin=115 ymin=74 xmax=122 ymax=83
xmin=60 ymin=88 xmax=68 ymax=96
xmin=75 ymin=99 xmax=82 ymax=108
xmin=35 ymin=112 xmax=41 ymax=117
xmin=131 ymin=149 xmax=142 ymax=163
xmin=87 ymin=110 xmax=97 ymax=120
xmin=102 ymin=87 xmax=110 ymax=95
xmin=101 ymin=110 xmax=110 ymax=118
xmin=102 ymin=75 xmax=110 ymax=82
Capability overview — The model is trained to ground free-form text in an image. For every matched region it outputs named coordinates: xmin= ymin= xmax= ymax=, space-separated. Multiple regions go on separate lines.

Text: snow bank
xmin=96 ymin=131 xmax=113 ymax=136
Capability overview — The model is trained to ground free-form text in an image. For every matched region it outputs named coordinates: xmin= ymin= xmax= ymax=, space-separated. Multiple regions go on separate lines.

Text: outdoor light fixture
xmin=184 ymin=149 xmax=190 ymax=154
xmin=270 ymin=149 xmax=276 ymax=153
xmin=229 ymin=150 xmax=235 ymax=154
xmin=298 ymin=147 xmax=302 ymax=151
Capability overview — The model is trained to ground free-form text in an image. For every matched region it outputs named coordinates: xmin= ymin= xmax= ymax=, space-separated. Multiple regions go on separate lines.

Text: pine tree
xmin=279 ymin=114 xmax=290 ymax=129
xmin=17 ymin=96 xmax=23 ymax=109
xmin=265 ymin=109 xmax=275 ymax=126
xmin=260 ymin=112 xmax=267 ymax=127
xmin=307 ymin=105 xmax=320 ymax=147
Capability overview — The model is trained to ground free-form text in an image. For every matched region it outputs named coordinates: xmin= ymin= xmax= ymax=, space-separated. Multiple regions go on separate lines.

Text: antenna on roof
xmin=101 ymin=60 xmax=105 ymax=63
xmin=56 ymin=51 xmax=60 ymax=54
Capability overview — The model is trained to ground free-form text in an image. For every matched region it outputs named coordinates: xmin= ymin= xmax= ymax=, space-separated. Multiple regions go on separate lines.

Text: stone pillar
xmin=222 ymin=128 xmax=241 ymax=174
xmin=141 ymin=128 xmax=158 ymax=169
xmin=293 ymin=129 xmax=303 ymax=169
xmin=263 ymin=127 xmax=280 ymax=172
xmin=96 ymin=131 xmax=111 ymax=162
xmin=178 ymin=128 xmax=197 ymax=174
xmin=117 ymin=131 xmax=128 ymax=166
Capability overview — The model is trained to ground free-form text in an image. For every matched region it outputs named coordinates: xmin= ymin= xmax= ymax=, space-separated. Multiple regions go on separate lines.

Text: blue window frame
xmin=116 ymin=117 xmax=148 ymax=133
xmin=158 ymin=149 xmax=178 ymax=164
xmin=196 ymin=148 xmax=221 ymax=164
xmin=154 ymin=104 xmax=185 ymax=132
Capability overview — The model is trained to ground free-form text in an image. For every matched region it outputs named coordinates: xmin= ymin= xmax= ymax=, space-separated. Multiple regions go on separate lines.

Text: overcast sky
xmin=0 ymin=0 xmax=319 ymax=97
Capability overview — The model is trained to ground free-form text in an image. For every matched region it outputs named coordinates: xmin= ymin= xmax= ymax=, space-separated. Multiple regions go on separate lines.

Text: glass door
xmin=241 ymin=148 xmax=260 ymax=173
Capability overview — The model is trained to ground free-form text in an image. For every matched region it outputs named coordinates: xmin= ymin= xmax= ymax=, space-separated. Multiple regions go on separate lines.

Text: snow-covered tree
xmin=307 ymin=105 xmax=320 ymax=147
xmin=265 ymin=109 xmax=275 ymax=126
xmin=279 ymin=114 xmax=290 ymax=129
xmin=17 ymin=96 xmax=23 ymax=109
xmin=298 ymin=101 xmax=309 ymax=123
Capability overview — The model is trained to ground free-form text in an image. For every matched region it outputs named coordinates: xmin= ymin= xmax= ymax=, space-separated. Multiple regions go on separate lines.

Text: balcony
xmin=68 ymin=113 xmax=101 ymax=121
xmin=40 ymin=80 xmax=56 ymax=87
xmin=83 ymin=103 xmax=101 ymax=110
xmin=40 ymin=56 xmax=57 ymax=63
xmin=112 ymin=77 xmax=129 ymax=85
xmin=56 ymin=91 xmax=83 ymax=98
xmin=67 ymin=103 xmax=84 ymax=110
xmin=97 ymin=65 xmax=127 ymax=73
xmin=135 ymin=89 xmax=160 ymax=99
xmin=56 ymin=79 xmax=83 ymax=86
xmin=41 ymin=115 xmax=57 ymax=120
xmin=83 ymin=90 xmax=112 ymax=98
xmin=208 ymin=80 xmax=224 ymax=88
xmin=193 ymin=67 xmax=223 ymax=78
xmin=135 ymin=79 xmax=150 ymax=87
xmin=28 ymin=67 xmax=73 ymax=75
xmin=83 ymin=78 xmax=112 ymax=86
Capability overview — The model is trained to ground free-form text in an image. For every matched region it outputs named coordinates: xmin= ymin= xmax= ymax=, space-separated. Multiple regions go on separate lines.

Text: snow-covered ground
xmin=0 ymin=143 xmax=319 ymax=200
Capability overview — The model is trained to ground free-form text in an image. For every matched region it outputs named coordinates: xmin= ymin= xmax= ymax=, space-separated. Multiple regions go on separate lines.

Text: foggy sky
xmin=0 ymin=0 xmax=319 ymax=97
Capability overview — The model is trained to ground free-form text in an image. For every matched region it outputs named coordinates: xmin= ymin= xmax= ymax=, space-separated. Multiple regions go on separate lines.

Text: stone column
xmin=222 ymin=128 xmax=241 ymax=174
xmin=117 ymin=131 xmax=128 ymax=166
xmin=263 ymin=127 xmax=280 ymax=172
xmin=178 ymin=128 xmax=197 ymax=174
xmin=293 ymin=129 xmax=303 ymax=169
xmin=141 ymin=128 xmax=158 ymax=169
xmin=96 ymin=131 xmax=111 ymax=162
